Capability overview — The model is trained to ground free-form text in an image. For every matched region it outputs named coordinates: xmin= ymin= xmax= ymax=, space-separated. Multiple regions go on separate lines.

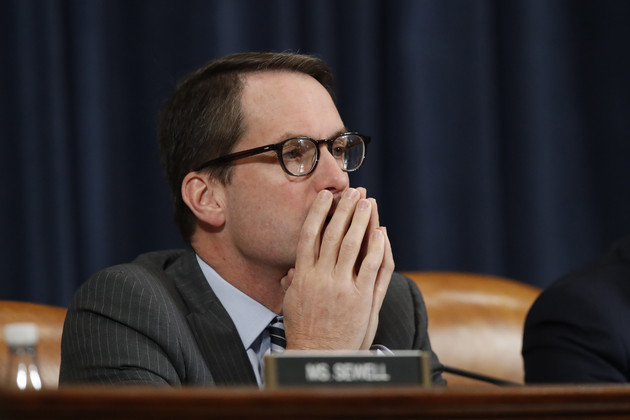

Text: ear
xmin=181 ymin=172 xmax=226 ymax=227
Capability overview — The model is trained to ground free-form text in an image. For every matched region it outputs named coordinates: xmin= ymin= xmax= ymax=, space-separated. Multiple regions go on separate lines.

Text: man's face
xmin=221 ymin=70 xmax=350 ymax=274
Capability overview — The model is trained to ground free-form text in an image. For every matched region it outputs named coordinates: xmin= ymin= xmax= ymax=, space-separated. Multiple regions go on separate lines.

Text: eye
xmin=331 ymin=138 xmax=347 ymax=157
xmin=332 ymin=145 xmax=345 ymax=157
xmin=283 ymin=148 xmax=302 ymax=160
xmin=282 ymin=140 xmax=310 ymax=161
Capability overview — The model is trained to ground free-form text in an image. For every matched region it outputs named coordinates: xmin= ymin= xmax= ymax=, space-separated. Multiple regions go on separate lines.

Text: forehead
xmin=239 ymin=71 xmax=343 ymax=145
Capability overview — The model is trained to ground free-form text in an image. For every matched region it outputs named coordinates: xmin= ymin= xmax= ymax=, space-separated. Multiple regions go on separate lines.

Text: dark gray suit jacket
xmin=523 ymin=235 xmax=630 ymax=383
xmin=60 ymin=249 xmax=445 ymax=386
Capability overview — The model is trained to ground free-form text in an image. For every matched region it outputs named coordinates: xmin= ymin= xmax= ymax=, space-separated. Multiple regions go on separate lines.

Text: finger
xmin=354 ymin=227 xmax=386 ymax=292
xmin=367 ymin=197 xmax=379 ymax=231
xmin=295 ymin=189 xmax=333 ymax=271
xmin=373 ymin=227 xmax=394 ymax=304
xmin=356 ymin=197 xmax=379 ymax=272
xmin=335 ymin=198 xmax=373 ymax=275
xmin=354 ymin=188 xmax=378 ymax=229
xmin=281 ymin=268 xmax=295 ymax=293
xmin=360 ymin=228 xmax=393 ymax=349
xmin=317 ymin=188 xmax=360 ymax=264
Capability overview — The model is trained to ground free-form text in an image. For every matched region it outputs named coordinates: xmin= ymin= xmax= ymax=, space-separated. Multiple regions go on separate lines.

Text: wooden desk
xmin=2 ymin=385 xmax=630 ymax=419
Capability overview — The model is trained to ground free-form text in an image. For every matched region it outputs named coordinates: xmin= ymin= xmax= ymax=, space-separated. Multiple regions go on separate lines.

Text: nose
xmin=312 ymin=144 xmax=350 ymax=193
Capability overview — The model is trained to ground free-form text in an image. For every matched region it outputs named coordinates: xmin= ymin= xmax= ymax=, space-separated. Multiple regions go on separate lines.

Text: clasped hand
xmin=281 ymin=187 xmax=394 ymax=350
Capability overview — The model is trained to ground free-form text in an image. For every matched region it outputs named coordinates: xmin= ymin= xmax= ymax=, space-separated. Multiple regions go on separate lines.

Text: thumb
xmin=281 ymin=267 xmax=295 ymax=293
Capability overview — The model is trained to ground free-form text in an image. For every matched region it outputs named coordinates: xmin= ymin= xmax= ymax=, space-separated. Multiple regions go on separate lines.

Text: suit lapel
xmin=167 ymin=251 xmax=257 ymax=385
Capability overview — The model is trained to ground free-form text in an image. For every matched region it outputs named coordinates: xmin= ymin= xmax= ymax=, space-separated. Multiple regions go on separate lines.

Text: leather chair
xmin=0 ymin=300 xmax=67 ymax=389
xmin=403 ymin=271 xmax=541 ymax=386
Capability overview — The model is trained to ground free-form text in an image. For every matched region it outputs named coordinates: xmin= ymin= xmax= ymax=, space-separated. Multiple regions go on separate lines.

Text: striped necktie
xmin=268 ymin=316 xmax=286 ymax=352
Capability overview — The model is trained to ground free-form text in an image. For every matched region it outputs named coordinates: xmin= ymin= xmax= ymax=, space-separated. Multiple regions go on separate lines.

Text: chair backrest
xmin=402 ymin=271 xmax=541 ymax=386
xmin=0 ymin=300 xmax=67 ymax=389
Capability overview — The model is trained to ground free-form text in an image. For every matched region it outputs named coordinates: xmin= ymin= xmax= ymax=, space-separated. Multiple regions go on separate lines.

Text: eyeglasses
xmin=194 ymin=132 xmax=371 ymax=177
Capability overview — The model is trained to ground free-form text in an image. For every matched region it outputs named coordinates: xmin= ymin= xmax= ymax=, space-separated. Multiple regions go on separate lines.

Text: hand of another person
xmin=281 ymin=187 xmax=394 ymax=350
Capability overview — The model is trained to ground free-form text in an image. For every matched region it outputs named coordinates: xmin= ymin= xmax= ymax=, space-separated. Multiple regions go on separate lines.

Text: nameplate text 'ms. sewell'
xmin=264 ymin=350 xmax=431 ymax=388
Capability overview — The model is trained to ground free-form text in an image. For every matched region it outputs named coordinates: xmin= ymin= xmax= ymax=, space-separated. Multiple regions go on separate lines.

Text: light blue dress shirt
xmin=196 ymin=255 xmax=278 ymax=386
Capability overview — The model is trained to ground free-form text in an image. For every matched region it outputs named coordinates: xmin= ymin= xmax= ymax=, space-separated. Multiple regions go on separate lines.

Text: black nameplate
xmin=264 ymin=350 xmax=431 ymax=388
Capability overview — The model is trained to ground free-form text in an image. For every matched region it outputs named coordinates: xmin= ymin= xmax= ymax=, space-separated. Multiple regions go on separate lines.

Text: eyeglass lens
xmin=281 ymin=134 xmax=365 ymax=176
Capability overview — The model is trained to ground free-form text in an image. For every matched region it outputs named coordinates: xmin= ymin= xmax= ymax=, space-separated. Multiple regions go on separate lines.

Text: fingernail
xmin=345 ymin=188 xmax=358 ymax=199
xmin=358 ymin=199 xmax=370 ymax=210
xmin=319 ymin=190 xmax=332 ymax=201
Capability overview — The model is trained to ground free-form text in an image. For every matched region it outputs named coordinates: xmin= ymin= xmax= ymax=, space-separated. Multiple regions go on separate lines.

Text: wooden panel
xmin=2 ymin=385 xmax=630 ymax=419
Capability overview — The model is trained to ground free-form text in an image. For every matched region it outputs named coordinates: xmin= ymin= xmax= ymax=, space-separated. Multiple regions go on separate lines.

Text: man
xmin=60 ymin=52 xmax=445 ymax=386
xmin=523 ymin=235 xmax=630 ymax=383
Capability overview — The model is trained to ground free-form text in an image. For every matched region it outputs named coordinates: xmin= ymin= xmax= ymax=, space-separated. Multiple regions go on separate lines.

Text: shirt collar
xmin=195 ymin=254 xmax=277 ymax=349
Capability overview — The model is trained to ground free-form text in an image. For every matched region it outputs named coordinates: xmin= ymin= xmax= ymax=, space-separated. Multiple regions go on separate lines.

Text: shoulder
xmin=378 ymin=272 xmax=428 ymax=342
xmin=524 ymin=236 xmax=630 ymax=357
xmin=376 ymin=272 xmax=445 ymax=384
xmin=386 ymin=271 xmax=421 ymax=295
xmin=528 ymin=238 xmax=630 ymax=324
xmin=523 ymin=237 xmax=630 ymax=382
xmin=61 ymin=249 xmax=200 ymax=385
xmin=383 ymin=272 xmax=424 ymax=309
xmin=69 ymin=249 xmax=193 ymax=318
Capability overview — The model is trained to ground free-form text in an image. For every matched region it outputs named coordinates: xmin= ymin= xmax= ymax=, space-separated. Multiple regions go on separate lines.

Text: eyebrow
xmin=275 ymin=127 xmax=348 ymax=143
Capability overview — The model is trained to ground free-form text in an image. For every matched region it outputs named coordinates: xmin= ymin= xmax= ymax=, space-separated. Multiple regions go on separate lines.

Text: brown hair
xmin=157 ymin=52 xmax=336 ymax=242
